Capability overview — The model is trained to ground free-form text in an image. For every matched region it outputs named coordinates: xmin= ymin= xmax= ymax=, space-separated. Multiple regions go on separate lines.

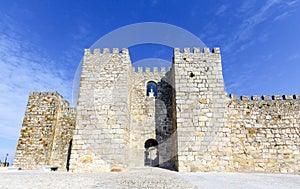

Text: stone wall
xmin=14 ymin=92 xmax=75 ymax=170
xmin=227 ymin=94 xmax=300 ymax=173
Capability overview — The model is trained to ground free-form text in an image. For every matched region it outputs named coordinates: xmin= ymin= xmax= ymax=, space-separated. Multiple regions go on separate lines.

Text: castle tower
xmin=70 ymin=48 xmax=132 ymax=172
xmin=173 ymin=48 xmax=230 ymax=172
xmin=14 ymin=92 xmax=75 ymax=170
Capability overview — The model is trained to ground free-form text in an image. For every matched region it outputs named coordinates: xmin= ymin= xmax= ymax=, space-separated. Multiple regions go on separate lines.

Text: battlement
xmin=133 ymin=66 xmax=170 ymax=74
xmin=174 ymin=47 xmax=220 ymax=54
xmin=84 ymin=48 xmax=129 ymax=56
xmin=29 ymin=91 xmax=74 ymax=110
xmin=229 ymin=94 xmax=300 ymax=101
xmin=29 ymin=91 xmax=63 ymax=98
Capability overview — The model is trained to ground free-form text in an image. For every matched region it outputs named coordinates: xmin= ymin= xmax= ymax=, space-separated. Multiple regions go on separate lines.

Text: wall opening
xmin=144 ymin=139 xmax=159 ymax=167
xmin=146 ymin=81 xmax=157 ymax=97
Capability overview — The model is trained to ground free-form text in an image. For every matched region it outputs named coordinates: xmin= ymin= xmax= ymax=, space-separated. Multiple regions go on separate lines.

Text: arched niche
xmin=146 ymin=81 xmax=157 ymax=97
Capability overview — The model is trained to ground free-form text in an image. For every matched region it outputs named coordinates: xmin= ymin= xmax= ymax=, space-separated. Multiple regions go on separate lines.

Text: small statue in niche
xmin=148 ymin=87 xmax=155 ymax=97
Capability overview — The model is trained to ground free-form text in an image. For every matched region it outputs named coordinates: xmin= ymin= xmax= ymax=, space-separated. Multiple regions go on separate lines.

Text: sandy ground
xmin=0 ymin=168 xmax=299 ymax=189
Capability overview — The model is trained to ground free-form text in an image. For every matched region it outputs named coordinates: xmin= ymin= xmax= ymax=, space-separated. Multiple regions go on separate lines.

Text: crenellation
xmin=103 ymin=48 xmax=110 ymax=54
xmin=145 ymin=67 xmax=151 ymax=73
xmin=112 ymin=48 xmax=119 ymax=54
xmin=137 ymin=67 xmax=143 ymax=72
xmin=193 ymin=47 xmax=200 ymax=53
xmin=262 ymin=95 xmax=271 ymax=100
xmin=84 ymin=49 xmax=92 ymax=56
xmin=203 ymin=47 xmax=210 ymax=53
xmin=84 ymin=48 xmax=132 ymax=56
xmin=272 ymin=95 xmax=281 ymax=100
xmin=251 ymin=95 xmax=260 ymax=101
xmin=294 ymin=94 xmax=300 ymax=99
xmin=212 ymin=48 xmax=220 ymax=54
xmin=241 ymin=95 xmax=249 ymax=101
xmin=174 ymin=47 xmax=221 ymax=54
xmin=183 ymin=47 xmax=190 ymax=53
xmin=122 ymin=48 xmax=129 ymax=54
xmin=93 ymin=48 xmax=101 ymax=55
xmin=229 ymin=94 xmax=300 ymax=101
xmin=229 ymin=94 xmax=238 ymax=100
xmin=283 ymin=94 xmax=293 ymax=100
xmin=174 ymin=48 xmax=180 ymax=54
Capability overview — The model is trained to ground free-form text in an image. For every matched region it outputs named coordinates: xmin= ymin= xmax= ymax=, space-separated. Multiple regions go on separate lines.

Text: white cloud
xmin=274 ymin=11 xmax=291 ymax=21
xmin=287 ymin=0 xmax=298 ymax=7
xmin=221 ymin=0 xmax=284 ymax=54
xmin=287 ymin=53 xmax=300 ymax=62
xmin=237 ymin=0 xmax=281 ymax=41
xmin=0 ymin=13 xmax=72 ymax=161
xmin=216 ymin=4 xmax=228 ymax=16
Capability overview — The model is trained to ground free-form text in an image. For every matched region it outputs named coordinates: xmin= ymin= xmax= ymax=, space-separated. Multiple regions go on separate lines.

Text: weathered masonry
xmin=14 ymin=47 xmax=300 ymax=173
xmin=14 ymin=92 xmax=76 ymax=170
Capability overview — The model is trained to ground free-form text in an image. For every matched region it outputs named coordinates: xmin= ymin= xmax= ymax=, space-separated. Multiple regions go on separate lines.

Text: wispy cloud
xmin=287 ymin=0 xmax=298 ymax=7
xmin=0 ymin=13 xmax=72 ymax=160
xmin=274 ymin=11 xmax=291 ymax=21
xmin=287 ymin=53 xmax=300 ymax=62
xmin=237 ymin=0 xmax=281 ymax=41
xmin=215 ymin=4 xmax=228 ymax=16
xmin=221 ymin=0 xmax=284 ymax=54
xmin=273 ymin=0 xmax=300 ymax=21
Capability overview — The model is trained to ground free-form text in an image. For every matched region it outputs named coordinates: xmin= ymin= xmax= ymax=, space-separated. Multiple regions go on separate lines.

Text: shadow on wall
xmin=154 ymin=75 xmax=178 ymax=171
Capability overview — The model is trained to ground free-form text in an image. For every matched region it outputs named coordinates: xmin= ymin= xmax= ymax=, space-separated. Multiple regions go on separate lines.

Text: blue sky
xmin=0 ymin=0 xmax=299 ymax=164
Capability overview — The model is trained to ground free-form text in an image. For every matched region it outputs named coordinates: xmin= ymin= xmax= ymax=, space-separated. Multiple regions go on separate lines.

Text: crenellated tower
xmin=173 ymin=47 xmax=230 ymax=172
xmin=70 ymin=48 xmax=132 ymax=172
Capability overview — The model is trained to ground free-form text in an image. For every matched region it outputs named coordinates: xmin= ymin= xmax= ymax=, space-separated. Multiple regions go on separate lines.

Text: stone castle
xmin=14 ymin=47 xmax=300 ymax=173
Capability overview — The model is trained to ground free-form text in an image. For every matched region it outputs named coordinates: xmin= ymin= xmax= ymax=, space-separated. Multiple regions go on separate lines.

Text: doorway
xmin=144 ymin=139 xmax=159 ymax=167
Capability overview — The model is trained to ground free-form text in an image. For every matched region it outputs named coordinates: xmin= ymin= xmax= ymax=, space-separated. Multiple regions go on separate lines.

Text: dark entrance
xmin=144 ymin=139 xmax=159 ymax=167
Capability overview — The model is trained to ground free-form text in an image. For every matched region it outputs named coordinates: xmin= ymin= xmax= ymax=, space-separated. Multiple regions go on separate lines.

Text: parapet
xmin=134 ymin=66 xmax=169 ymax=74
xmin=29 ymin=91 xmax=63 ymax=98
xmin=174 ymin=47 xmax=220 ymax=54
xmin=84 ymin=48 xmax=129 ymax=56
xmin=29 ymin=91 xmax=74 ymax=110
xmin=229 ymin=94 xmax=300 ymax=101
xmin=85 ymin=47 xmax=221 ymax=56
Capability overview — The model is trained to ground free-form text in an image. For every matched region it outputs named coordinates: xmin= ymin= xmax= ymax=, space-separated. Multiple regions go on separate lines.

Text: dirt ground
xmin=0 ymin=168 xmax=299 ymax=189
